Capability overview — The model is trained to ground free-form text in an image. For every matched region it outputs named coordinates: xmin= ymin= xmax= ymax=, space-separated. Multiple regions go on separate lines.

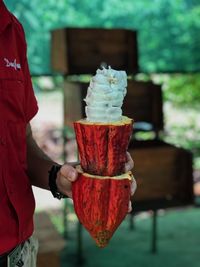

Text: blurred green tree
xmin=6 ymin=0 xmax=200 ymax=75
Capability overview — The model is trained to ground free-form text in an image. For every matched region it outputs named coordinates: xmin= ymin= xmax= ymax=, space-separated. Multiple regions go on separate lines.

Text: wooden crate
xmin=51 ymin=28 xmax=138 ymax=75
xmin=63 ymin=80 xmax=87 ymax=128
xmin=34 ymin=212 xmax=65 ymax=267
xmin=123 ymin=80 xmax=164 ymax=133
xmin=129 ymin=140 xmax=194 ymax=211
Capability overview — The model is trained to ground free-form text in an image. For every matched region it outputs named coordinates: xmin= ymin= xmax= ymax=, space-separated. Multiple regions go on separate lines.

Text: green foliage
xmin=5 ymin=0 xmax=200 ymax=165
xmin=5 ymin=0 xmax=200 ymax=74
xmin=163 ymin=104 xmax=200 ymax=168
xmin=164 ymin=74 xmax=200 ymax=107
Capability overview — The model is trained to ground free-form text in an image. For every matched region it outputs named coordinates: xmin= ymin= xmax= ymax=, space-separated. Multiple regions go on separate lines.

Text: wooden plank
xmin=129 ymin=143 xmax=193 ymax=204
xmin=51 ymin=29 xmax=68 ymax=74
xmin=123 ymin=80 xmax=164 ymax=131
xmin=63 ymin=81 xmax=84 ymax=128
xmin=51 ymin=28 xmax=138 ymax=74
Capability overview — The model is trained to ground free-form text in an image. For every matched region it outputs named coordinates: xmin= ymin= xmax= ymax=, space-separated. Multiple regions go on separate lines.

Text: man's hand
xmin=125 ymin=152 xmax=137 ymax=213
xmin=56 ymin=163 xmax=79 ymax=198
xmin=56 ymin=152 xmax=136 ymax=204
xmin=125 ymin=151 xmax=134 ymax=172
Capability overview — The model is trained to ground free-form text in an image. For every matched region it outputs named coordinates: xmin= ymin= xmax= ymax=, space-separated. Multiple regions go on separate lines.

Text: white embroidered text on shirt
xmin=4 ymin=58 xmax=21 ymax=70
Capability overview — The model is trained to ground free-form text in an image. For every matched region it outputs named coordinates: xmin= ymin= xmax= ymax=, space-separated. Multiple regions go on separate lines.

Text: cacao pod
xmin=72 ymin=169 xmax=133 ymax=248
xmin=74 ymin=116 xmax=133 ymax=176
xmin=72 ymin=116 xmax=133 ymax=247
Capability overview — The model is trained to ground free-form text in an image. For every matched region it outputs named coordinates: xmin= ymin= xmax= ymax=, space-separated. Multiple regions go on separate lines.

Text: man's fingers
xmin=128 ymin=201 xmax=132 ymax=213
xmin=55 ymin=164 xmax=79 ymax=198
xmin=125 ymin=152 xmax=134 ymax=172
xmin=130 ymin=176 xmax=137 ymax=196
xmin=66 ymin=191 xmax=72 ymax=199
xmin=60 ymin=164 xmax=78 ymax=182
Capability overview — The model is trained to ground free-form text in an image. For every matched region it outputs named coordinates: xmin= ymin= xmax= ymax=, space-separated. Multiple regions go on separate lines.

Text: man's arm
xmin=26 ymin=123 xmax=78 ymax=197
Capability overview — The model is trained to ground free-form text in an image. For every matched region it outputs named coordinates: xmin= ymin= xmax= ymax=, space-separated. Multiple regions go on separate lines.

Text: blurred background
xmin=5 ymin=0 xmax=200 ymax=266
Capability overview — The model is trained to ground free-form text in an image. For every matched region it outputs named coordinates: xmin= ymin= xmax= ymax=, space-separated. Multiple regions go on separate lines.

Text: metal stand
xmin=77 ymin=222 xmax=85 ymax=265
xmin=129 ymin=214 xmax=135 ymax=230
xmin=63 ymin=199 xmax=68 ymax=239
xmin=151 ymin=210 xmax=157 ymax=254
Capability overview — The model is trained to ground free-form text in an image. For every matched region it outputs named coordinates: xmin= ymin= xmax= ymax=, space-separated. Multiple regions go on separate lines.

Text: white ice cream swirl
xmin=84 ymin=66 xmax=127 ymax=122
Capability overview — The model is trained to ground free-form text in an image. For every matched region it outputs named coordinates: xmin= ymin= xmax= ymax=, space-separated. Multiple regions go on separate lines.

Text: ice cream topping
xmin=84 ymin=66 xmax=127 ymax=122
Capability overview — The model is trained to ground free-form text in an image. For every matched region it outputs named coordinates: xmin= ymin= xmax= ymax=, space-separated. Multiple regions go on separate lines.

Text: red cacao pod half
xmin=72 ymin=168 xmax=133 ymax=248
xmin=74 ymin=116 xmax=133 ymax=176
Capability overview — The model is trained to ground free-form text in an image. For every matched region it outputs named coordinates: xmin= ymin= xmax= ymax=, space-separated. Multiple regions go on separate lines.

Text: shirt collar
xmin=0 ymin=1 xmax=12 ymax=34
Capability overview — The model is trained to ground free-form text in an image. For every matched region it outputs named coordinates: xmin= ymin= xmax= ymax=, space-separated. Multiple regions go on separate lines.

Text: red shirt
xmin=0 ymin=1 xmax=38 ymax=254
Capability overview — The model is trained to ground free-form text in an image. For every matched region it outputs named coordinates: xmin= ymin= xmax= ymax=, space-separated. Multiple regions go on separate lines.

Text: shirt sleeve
xmin=23 ymin=56 xmax=39 ymax=123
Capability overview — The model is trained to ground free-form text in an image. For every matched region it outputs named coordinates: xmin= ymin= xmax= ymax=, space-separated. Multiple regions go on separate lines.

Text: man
xmin=0 ymin=1 xmax=136 ymax=266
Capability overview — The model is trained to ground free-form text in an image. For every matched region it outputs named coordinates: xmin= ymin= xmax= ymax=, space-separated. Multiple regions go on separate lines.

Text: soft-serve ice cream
xmin=84 ymin=66 xmax=127 ymax=122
